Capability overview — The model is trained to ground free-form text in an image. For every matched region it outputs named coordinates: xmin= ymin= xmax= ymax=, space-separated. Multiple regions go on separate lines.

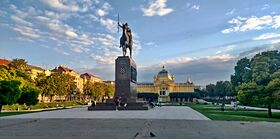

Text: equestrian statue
xmin=118 ymin=15 xmax=133 ymax=58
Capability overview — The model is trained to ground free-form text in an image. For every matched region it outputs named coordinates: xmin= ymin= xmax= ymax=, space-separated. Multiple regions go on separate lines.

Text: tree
xmin=8 ymin=59 xmax=32 ymax=82
xmin=237 ymin=82 xmax=259 ymax=106
xmin=8 ymin=59 xmax=28 ymax=70
xmin=83 ymin=80 xmax=95 ymax=100
xmin=17 ymin=86 xmax=39 ymax=106
xmin=206 ymin=84 xmax=216 ymax=97
xmin=194 ymin=88 xmax=207 ymax=98
xmin=0 ymin=65 xmax=14 ymax=80
xmin=0 ymin=80 xmax=21 ymax=113
xmin=213 ymin=81 xmax=233 ymax=110
xmin=104 ymin=84 xmax=114 ymax=98
xmin=231 ymin=57 xmax=252 ymax=92
xmin=234 ymin=51 xmax=280 ymax=117
xmin=92 ymin=82 xmax=105 ymax=101
xmin=214 ymin=81 xmax=225 ymax=98
xmin=36 ymin=72 xmax=76 ymax=102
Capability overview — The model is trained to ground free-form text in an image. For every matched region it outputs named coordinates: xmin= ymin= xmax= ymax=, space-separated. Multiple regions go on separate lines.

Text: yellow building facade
xmin=80 ymin=73 xmax=103 ymax=84
xmin=52 ymin=66 xmax=84 ymax=94
xmin=137 ymin=66 xmax=196 ymax=102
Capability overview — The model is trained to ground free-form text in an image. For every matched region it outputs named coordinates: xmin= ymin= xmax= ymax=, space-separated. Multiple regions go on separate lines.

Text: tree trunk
xmin=268 ymin=104 xmax=272 ymax=118
xmin=0 ymin=104 xmax=2 ymax=113
xmin=221 ymin=96 xmax=225 ymax=111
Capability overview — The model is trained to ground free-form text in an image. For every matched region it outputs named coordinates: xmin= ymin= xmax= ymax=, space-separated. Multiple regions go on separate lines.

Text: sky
xmin=1 ymin=0 xmax=280 ymax=85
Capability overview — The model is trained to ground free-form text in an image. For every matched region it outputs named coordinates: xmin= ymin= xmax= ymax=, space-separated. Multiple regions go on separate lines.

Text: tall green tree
xmin=83 ymin=80 xmax=95 ymax=100
xmin=104 ymin=84 xmax=114 ymax=98
xmin=0 ymin=80 xmax=21 ymax=113
xmin=36 ymin=73 xmax=76 ymax=102
xmin=237 ymin=82 xmax=259 ymax=106
xmin=231 ymin=57 xmax=252 ymax=92
xmin=206 ymin=84 xmax=216 ymax=97
xmin=92 ymin=82 xmax=105 ymax=101
xmin=8 ymin=59 xmax=32 ymax=82
xmin=234 ymin=51 xmax=280 ymax=117
xmin=17 ymin=86 xmax=39 ymax=106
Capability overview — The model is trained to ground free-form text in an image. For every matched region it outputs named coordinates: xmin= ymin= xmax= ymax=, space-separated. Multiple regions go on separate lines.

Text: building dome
xmin=157 ymin=66 xmax=170 ymax=77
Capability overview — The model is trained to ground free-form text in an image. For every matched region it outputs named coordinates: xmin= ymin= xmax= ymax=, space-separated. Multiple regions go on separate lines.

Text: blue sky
xmin=1 ymin=0 xmax=280 ymax=85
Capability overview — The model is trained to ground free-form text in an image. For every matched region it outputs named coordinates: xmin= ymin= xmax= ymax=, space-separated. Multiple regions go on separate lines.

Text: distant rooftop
xmin=0 ymin=59 xmax=11 ymax=65
xmin=52 ymin=66 xmax=74 ymax=72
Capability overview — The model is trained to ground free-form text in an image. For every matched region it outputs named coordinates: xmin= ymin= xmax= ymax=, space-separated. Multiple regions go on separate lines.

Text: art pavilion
xmin=137 ymin=66 xmax=196 ymax=102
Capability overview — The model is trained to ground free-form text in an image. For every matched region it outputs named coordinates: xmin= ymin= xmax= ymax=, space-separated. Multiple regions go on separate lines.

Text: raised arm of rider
xmin=118 ymin=23 xmax=122 ymax=28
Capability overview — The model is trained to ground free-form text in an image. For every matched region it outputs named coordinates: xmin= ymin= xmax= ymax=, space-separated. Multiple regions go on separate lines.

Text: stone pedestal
xmin=115 ymin=56 xmax=137 ymax=103
xmin=88 ymin=56 xmax=150 ymax=111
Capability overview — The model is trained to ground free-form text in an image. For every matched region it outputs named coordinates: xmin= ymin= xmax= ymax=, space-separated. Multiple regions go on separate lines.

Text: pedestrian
xmin=115 ymin=96 xmax=121 ymax=111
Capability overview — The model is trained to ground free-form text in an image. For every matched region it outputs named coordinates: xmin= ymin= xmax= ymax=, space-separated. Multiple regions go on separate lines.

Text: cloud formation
xmin=138 ymin=54 xmax=236 ymax=85
xmin=40 ymin=0 xmax=88 ymax=12
xmin=142 ymin=0 xmax=173 ymax=16
xmin=4 ymin=1 xmax=142 ymax=65
xmin=253 ymin=33 xmax=280 ymax=40
xmin=186 ymin=3 xmax=200 ymax=11
xmin=222 ymin=15 xmax=280 ymax=34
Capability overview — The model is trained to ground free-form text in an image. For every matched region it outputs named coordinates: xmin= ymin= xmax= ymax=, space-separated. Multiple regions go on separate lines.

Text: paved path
xmin=0 ymin=106 xmax=210 ymax=120
xmin=1 ymin=119 xmax=280 ymax=139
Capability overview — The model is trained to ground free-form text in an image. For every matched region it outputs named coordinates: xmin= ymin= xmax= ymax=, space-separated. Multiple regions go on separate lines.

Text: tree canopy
xmin=232 ymin=50 xmax=280 ymax=117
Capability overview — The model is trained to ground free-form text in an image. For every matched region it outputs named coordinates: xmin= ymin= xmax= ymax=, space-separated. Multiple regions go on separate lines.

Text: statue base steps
xmin=88 ymin=102 xmax=150 ymax=111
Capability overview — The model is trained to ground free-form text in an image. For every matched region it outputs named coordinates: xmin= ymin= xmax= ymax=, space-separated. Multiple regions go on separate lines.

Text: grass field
xmin=162 ymin=102 xmax=280 ymax=122
xmin=0 ymin=111 xmax=36 ymax=117
xmin=186 ymin=103 xmax=280 ymax=122
xmin=0 ymin=101 xmax=87 ymax=117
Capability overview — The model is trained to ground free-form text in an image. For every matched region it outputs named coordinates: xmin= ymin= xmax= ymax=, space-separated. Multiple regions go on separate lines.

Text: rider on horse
xmin=118 ymin=22 xmax=133 ymax=58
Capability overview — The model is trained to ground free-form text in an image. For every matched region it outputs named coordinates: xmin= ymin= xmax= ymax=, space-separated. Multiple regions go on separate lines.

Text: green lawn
xmin=163 ymin=102 xmax=280 ymax=122
xmin=0 ymin=101 xmax=87 ymax=117
xmin=0 ymin=111 xmax=36 ymax=117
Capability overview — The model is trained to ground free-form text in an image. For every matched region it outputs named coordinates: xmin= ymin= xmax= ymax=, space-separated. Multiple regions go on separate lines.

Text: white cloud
xmin=95 ymin=2 xmax=112 ymax=17
xmin=225 ymin=9 xmax=235 ymax=15
xmin=12 ymin=25 xmax=41 ymax=38
xmin=10 ymin=4 xmax=28 ymax=18
xmin=253 ymin=33 xmax=280 ymax=40
xmin=10 ymin=15 xmax=33 ymax=27
xmin=272 ymin=16 xmax=280 ymax=29
xmin=53 ymin=47 xmax=70 ymax=55
xmin=70 ymin=45 xmax=90 ymax=53
xmin=261 ymin=4 xmax=270 ymax=10
xmin=40 ymin=0 xmax=81 ymax=12
xmin=96 ymin=9 xmax=106 ymax=16
xmin=241 ymin=16 xmax=272 ymax=31
xmin=65 ymin=30 xmax=78 ymax=38
xmin=142 ymin=0 xmax=173 ymax=16
xmin=4 ymin=0 xmax=142 ymax=68
xmin=185 ymin=3 xmax=200 ymax=11
xmin=90 ymin=54 xmax=114 ymax=65
xmin=216 ymin=45 xmax=236 ymax=54
xmin=102 ymin=2 xmax=112 ymax=10
xmin=191 ymin=5 xmax=200 ymax=10
xmin=133 ymin=39 xmax=142 ymax=55
xmin=138 ymin=54 xmax=236 ymax=84
xmin=0 ymin=9 xmax=7 ymax=17
xmin=222 ymin=15 xmax=277 ymax=34
xmin=145 ymin=42 xmax=158 ymax=48
xmin=161 ymin=56 xmax=193 ymax=65
xmin=100 ymin=18 xmax=117 ymax=33
xmin=159 ymin=54 xmax=235 ymax=66
xmin=271 ymin=39 xmax=280 ymax=44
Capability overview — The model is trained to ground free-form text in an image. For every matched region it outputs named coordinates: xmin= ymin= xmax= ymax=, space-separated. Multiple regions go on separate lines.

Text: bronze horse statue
xmin=119 ymin=22 xmax=133 ymax=58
